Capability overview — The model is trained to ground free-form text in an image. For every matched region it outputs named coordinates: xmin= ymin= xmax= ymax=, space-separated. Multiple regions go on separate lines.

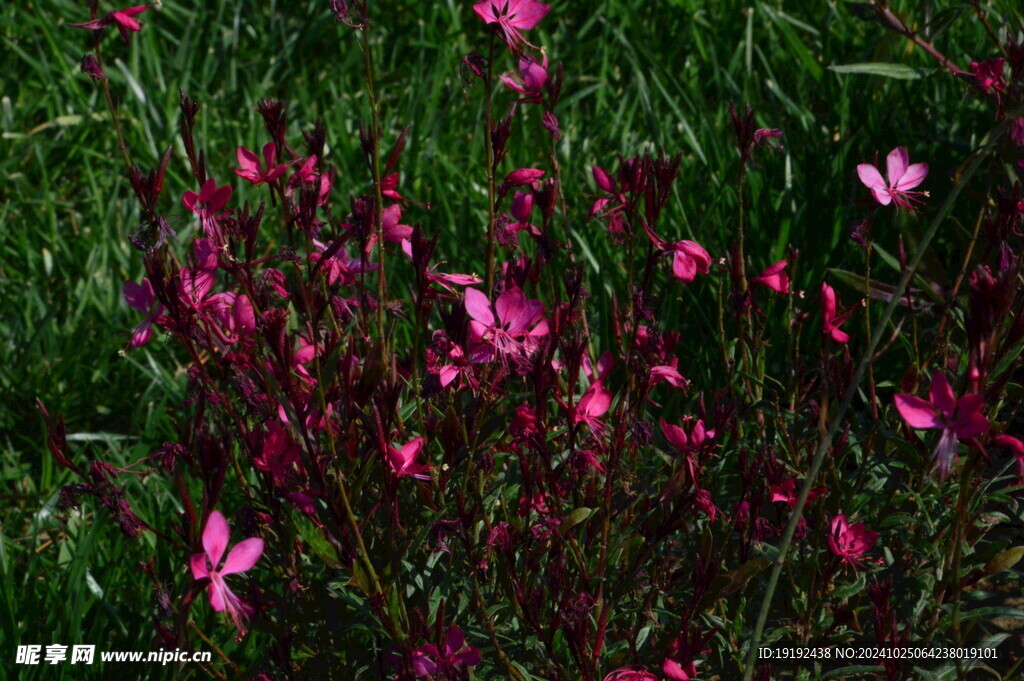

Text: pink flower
xmin=70 ymin=5 xmax=148 ymax=45
xmin=412 ymin=625 xmax=481 ymax=677
xmin=183 ymin=179 xmax=233 ymax=239
xmin=603 ymin=666 xmax=658 ymax=681
xmin=123 ymin=279 xmax=164 ymax=348
xmin=820 ymin=282 xmax=850 ymax=343
xmin=857 ymin=147 xmax=929 ymax=210
xmin=387 ymin=437 xmax=431 ymax=480
xmin=970 ymin=58 xmax=1006 ymax=93
xmin=662 ymin=658 xmax=693 ymax=680
xmin=472 ymin=0 xmax=551 ymax=50
xmin=254 ymin=422 xmax=301 ymax=486
xmin=190 ymin=511 xmax=264 ymax=633
xmin=464 ymin=286 xmax=549 ymax=362
xmin=894 ymin=371 xmax=989 ymax=479
xmin=993 ymin=434 xmax=1024 ymax=485
xmin=573 ymin=380 xmax=613 ymax=435
xmin=753 ymin=260 xmax=790 ymax=294
xmin=641 ymin=222 xmax=711 ymax=283
xmin=670 ymin=241 xmax=712 ymax=283
xmin=770 ymin=478 xmax=825 ymax=510
xmin=310 ymin=239 xmax=377 ymax=286
xmin=235 ymin=143 xmax=289 ymax=186
xmin=661 ymin=417 xmax=714 ymax=488
xmin=827 ymin=514 xmax=878 ymax=568
xmin=206 ymin=292 xmax=256 ymax=345
xmin=400 ymin=240 xmax=482 ymax=294
xmin=500 ymin=54 xmax=549 ymax=102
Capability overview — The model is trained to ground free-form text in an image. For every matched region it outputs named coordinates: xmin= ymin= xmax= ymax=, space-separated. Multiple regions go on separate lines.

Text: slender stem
xmin=360 ymin=15 xmax=388 ymax=356
xmin=483 ymin=34 xmax=498 ymax=296
xmin=741 ymin=137 xmax=993 ymax=680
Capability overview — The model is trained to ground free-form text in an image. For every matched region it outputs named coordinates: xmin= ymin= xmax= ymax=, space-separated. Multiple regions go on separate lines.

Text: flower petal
xmin=220 ymin=537 xmax=264 ymax=576
xmin=886 ymin=147 xmax=909 ymax=186
xmin=202 ymin=511 xmax=230 ymax=569
xmin=894 ymin=394 xmax=942 ymax=430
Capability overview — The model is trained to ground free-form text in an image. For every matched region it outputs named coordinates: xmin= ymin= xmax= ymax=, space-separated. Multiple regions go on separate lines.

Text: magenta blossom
xmin=753 ymin=260 xmax=790 ymax=294
xmin=387 ymin=437 xmax=431 ymax=480
xmin=603 ymin=666 xmax=658 ymax=681
xmin=971 ymin=58 xmax=1006 ymax=93
xmin=310 ymin=239 xmax=377 ymax=286
xmin=641 ymin=222 xmax=711 ymax=283
xmin=993 ymin=434 xmax=1024 ymax=485
xmin=827 ymin=514 xmax=878 ymax=568
xmin=190 ymin=511 xmax=264 ymax=633
xmin=400 ymin=240 xmax=482 ymax=294
xmin=500 ymin=53 xmax=549 ymax=102
xmin=820 ymin=282 xmax=850 ymax=343
xmin=857 ymin=147 xmax=929 ymax=210
xmin=235 ymin=143 xmax=289 ymax=186
xmin=70 ymin=5 xmax=148 ymax=45
xmin=894 ymin=371 xmax=989 ymax=479
xmin=472 ymin=0 xmax=550 ymax=50
xmin=412 ymin=625 xmax=481 ymax=677
xmin=465 ymin=286 xmax=549 ymax=362
xmin=573 ymin=380 xmax=613 ymax=435
xmin=661 ymin=417 xmax=714 ymax=486
xmin=123 ymin=279 xmax=164 ymax=348
xmin=183 ymin=179 xmax=233 ymax=239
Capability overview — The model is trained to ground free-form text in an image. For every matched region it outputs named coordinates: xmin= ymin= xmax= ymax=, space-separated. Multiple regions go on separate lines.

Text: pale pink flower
xmin=190 ymin=511 xmax=264 ymax=633
xmin=894 ymin=371 xmax=989 ymax=479
xmin=857 ymin=147 xmax=928 ymax=210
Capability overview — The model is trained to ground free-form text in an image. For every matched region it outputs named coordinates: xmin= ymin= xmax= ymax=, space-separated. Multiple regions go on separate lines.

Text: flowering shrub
xmin=39 ymin=1 xmax=1024 ymax=679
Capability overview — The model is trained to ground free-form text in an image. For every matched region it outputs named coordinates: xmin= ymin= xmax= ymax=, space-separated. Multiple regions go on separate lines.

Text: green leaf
xmin=984 ymin=546 xmax=1024 ymax=575
xmin=563 ymin=507 xmax=594 ymax=532
xmin=828 ymin=63 xmax=936 ymax=79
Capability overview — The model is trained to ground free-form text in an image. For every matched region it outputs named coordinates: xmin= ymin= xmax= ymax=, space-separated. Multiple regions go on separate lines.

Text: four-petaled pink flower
xmin=753 ymin=260 xmax=790 ymax=294
xmin=857 ymin=147 xmax=929 ymax=210
xmin=472 ymin=0 xmax=551 ymax=50
xmin=411 ymin=625 xmax=481 ymax=677
xmin=124 ymin=279 xmax=164 ymax=348
xmin=387 ymin=437 xmax=432 ymax=480
xmin=820 ymin=282 xmax=850 ymax=343
xmin=70 ymin=5 xmax=148 ymax=45
xmin=827 ymin=514 xmax=878 ymax=568
xmin=465 ymin=286 xmax=549 ymax=362
xmin=184 ymin=178 xmax=233 ymax=221
xmin=235 ymin=143 xmax=289 ymax=186
xmin=894 ymin=371 xmax=989 ymax=479
xmin=190 ymin=511 xmax=264 ymax=633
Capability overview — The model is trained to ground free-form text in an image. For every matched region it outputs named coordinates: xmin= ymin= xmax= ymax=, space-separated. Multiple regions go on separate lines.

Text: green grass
xmin=1 ymin=0 xmax=1019 ymax=678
